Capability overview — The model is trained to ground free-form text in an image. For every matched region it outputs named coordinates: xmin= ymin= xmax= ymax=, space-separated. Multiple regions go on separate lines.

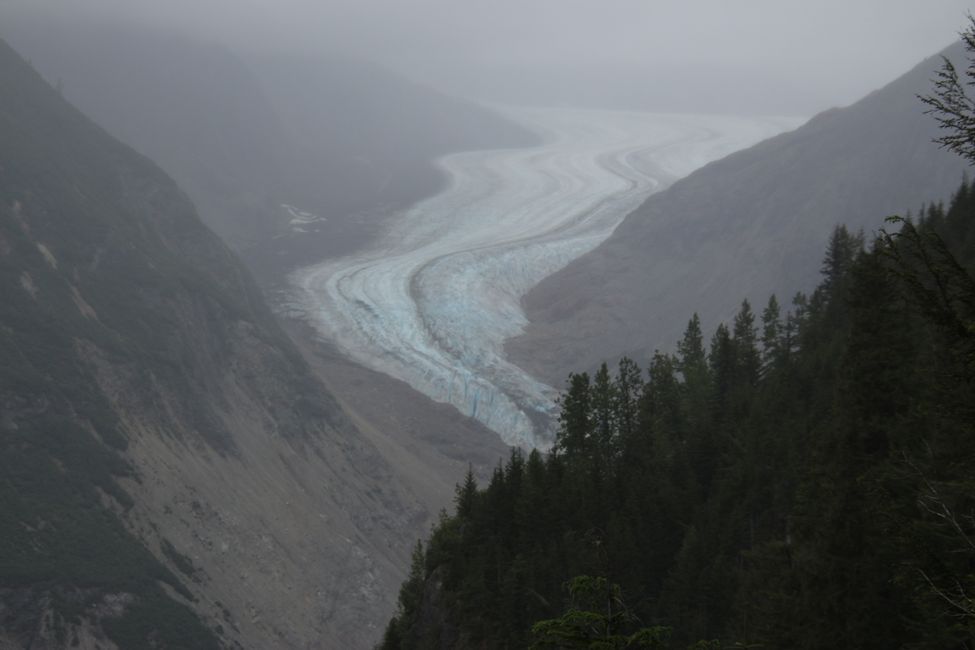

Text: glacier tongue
xmin=289 ymin=108 xmax=801 ymax=448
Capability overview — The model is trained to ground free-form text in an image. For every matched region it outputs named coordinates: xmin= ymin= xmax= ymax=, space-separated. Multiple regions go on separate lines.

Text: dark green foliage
xmin=759 ymin=294 xmax=782 ymax=373
xmin=380 ymin=25 xmax=975 ymax=649
xmin=381 ymin=184 xmax=975 ymax=649
xmin=101 ymin=588 xmax=218 ymax=650
xmin=530 ymin=576 xmax=671 ymax=649
xmin=380 ymin=19 xmax=975 ymax=650
xmin=556 ymin=372 xmax=593 ymax=461
xmin=920 ymin=14 xmax=975 ymax=165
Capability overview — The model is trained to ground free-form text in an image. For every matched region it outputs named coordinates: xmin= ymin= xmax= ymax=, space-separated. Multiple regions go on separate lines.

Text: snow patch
xmin=20 ymin=272 xmax=37 ymax=299
xmin=283 ymin=204 xmax=326 ymax=233
xmin=71 ymin=285 xmax=98 ymax=320
xmin=37 ymin=243 xmax=58 ymax=269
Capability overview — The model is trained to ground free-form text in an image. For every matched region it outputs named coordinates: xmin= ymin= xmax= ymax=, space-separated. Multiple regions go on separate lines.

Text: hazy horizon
xmin=2 ymin=1 xmax=973 ymax=116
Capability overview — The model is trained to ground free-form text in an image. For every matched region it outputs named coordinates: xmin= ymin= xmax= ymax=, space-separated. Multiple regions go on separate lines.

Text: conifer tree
xmin=614 ymin=357 xmax=644 ymax=445
xmin=556 ymin=372 xmax=592 ymax=463
xmin=530 ymin=576 xmax=671 ymax=649
xmin=591 ymin=362 xmax=618 ymax=471
xmin=677 ymin=313 xmax=707 ymax=376
xmin=707 ymin=323 xmax=733 ymax=417
xmin=732 ymin=299 xmax=760 ymax=387
xmin=760 ymin=294 xmax=782 ymax=372
xmin=820 ymin=225 xmax=863 ymax=297
xmin=920 ymin=14 xmax=975 ymax=165
xmin=455 ymin=465 xmax=479 ymax=519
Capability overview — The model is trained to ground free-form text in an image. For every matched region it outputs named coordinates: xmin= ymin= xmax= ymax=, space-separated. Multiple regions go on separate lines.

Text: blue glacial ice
xmin=288 ymin=108 xmax=801 ymax=448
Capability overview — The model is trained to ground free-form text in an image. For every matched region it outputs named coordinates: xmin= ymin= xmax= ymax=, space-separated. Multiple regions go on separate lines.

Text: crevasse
xmin=290 ymin=107 xmax=800 ymax=448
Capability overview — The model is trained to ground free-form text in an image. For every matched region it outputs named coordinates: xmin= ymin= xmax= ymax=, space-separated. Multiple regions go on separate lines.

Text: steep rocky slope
xmin=0 ymin=38 xmax=496 ymax=649
xmin=510 ymin=44 xmax=969 ymax=383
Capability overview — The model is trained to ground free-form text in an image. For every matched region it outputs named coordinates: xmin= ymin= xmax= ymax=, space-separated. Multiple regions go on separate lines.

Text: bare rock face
xmin=509 ymin=44 xmax=970 ymax=383
xmin=0 ymin=37 xmax=505 ymax=649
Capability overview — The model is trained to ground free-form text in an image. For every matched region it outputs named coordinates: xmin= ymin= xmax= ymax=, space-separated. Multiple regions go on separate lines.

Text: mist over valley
xmin=0 ymin=2 xmax=973 ymax=648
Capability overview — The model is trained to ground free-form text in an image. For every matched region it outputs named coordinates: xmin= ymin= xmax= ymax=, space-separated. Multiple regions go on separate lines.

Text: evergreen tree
xmin=591 ymin=362 xmax=618 ymax=473
xmin=820 ymin=224 xmax=864 ymax=298
xmin=381 ymin=91 xmax=975 ymax=647
xmin=732 ymin=299 xmax=760 ymax=387
xmin=760 ymin=294 xmax=782 ymax=373
xmin=556 ymin=372 xmax=592 ymax=464
xmin=614 ymin=357 xmax=644 ymax=446
xmin=920 ymin=14 xmax=975 ymax=165
xmin=677 ymin=313 xmax=707 ymax=378
xmin=530 ymin=576 xmax=671 ymax=650
xmin=455 ymin=465 xmax=479 ymax=520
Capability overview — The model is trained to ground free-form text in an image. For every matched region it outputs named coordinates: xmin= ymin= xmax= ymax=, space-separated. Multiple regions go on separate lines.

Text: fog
xmin=5 ymin=0 xmax=972 ymax=115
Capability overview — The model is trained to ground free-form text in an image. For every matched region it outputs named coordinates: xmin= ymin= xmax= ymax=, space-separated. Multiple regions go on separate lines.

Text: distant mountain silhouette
xmin=0 ymin=11 xmax=537 ymax=257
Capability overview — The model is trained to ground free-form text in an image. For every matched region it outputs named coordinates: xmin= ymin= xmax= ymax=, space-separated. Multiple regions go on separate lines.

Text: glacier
xmin=289 ymin=107 xmax=801 ymax=448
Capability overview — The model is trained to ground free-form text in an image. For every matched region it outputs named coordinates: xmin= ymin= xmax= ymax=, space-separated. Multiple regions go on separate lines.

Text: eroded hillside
xmin=0 ymin=38 xmax=502 ymax=649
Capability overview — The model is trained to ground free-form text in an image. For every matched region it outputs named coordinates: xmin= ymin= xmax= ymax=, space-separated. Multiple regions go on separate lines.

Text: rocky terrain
xmin=0 ymin=38 xmax=505 ymax=649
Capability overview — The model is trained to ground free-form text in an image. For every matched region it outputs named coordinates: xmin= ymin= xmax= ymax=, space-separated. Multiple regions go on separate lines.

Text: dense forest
xmin=380 ymin=177 xmax=975 ymax=650
xmin=379 ymin=57 xmax=975 ymax=650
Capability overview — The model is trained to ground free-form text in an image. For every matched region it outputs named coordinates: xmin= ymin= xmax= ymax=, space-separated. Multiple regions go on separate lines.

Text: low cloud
xmin=4 ymin=0 xmax=971 ymax=114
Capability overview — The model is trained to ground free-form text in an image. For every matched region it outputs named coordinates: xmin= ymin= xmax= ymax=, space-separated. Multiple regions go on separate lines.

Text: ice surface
xmin=289 ymin=108 xmax=801 ymax=448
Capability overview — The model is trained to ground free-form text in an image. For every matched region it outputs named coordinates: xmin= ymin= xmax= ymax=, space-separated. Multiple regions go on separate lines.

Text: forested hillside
xmin=382 ymin=177 xmax=975 ymax=650
xmin=381 ymin=42 xmax=975 ymax=648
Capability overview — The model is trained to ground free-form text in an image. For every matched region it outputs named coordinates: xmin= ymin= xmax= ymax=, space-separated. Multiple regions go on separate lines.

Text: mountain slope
xmin=252 ymin=53 xmax=540 ymax=222
xmin=0 ymin=37 xmax=455 ymax=649
xmin=0 ymin=13 xmax=291 ymax=251
xmin=509 ymin=44 xmax=969 ymax=383
xmin=0 ymin=11 xmax=538 ymax=258
xmin=243 ymin=52 xmax=542 ymax=276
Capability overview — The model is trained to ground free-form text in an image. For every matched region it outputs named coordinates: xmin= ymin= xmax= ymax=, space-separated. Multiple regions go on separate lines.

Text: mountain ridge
xmin=0 ymin=36 xmax=498 ymax=649
xmin=508 ymin=42 xmax=970 ymax=383
xmin=0 ymin=10 xmax=539 ymax=261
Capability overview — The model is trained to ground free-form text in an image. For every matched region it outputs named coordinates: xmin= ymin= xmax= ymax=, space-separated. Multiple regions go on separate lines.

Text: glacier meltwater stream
xmin=290 ymin=108 xmax=799 ymax=448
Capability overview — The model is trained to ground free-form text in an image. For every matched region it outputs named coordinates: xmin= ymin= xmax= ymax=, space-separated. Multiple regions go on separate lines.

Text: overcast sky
xmin=6 ymin=1 xmax=975 ymax=114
